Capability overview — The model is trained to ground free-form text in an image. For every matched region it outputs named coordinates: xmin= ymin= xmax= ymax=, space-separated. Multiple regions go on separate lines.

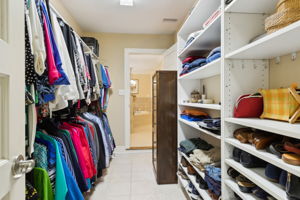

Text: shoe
xmin=181 ymin=157 xmax=189 ymax=167
xmin=187 ymin=165 xmax=197 ymax=176
xmin=252 ymin=187 xmax=269 ymax=200
xmin=240 ymin=151 xmax=267 ymax=168
xmin=178 ymin=168 xmax=189 ymax=180
xmin=279 ymin=170 xmax=287 ymax=188
xmin=265 ymin=163 xmax=282 ymax=183
xmin=282 ymin=154 xmax=300 ymax=166
xmin=227 ymin=167 xmax=240 ymax=179
xmin=233 ymin=128 xmax=254 ymax=143
xmin=286 ymin=173 xmax=300 ymax=200
xmin=196 ymin=174 xmax=208 ymax=190
xmin=236 ymin=175 xmax=256 ymax=193
xmin=233 ymin=147 xmax=243 ymax=162
xmin=251 ymin=132 xmax=279 ymax=150
xmin=267 ymin=142 xmax=289 ymax=158
xmin=284 ymin=142 xmax=300 ymax=155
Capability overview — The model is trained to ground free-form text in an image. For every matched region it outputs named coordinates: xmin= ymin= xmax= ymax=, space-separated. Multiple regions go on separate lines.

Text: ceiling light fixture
xmin=120 ymin=0 xmax=134 ymax=6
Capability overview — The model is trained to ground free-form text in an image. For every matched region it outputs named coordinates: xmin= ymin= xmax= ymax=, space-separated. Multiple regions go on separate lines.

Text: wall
xmin=82 ymin=32 xmax=175 ymax=146
xmin=269 ymin=52 xmax=300 ymax=88
xmin=131 ymin=74 xmax=152 ymax=98
xmin=50 ymin=0 xmax=83 ymax=34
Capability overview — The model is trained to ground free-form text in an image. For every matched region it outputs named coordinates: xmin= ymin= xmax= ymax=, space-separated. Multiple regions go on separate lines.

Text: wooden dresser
xmin=152 ymin=71 xmax=178 ymax=184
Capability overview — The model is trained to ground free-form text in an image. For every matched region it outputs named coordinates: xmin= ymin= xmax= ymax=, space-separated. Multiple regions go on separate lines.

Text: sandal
xmin=284 ymin=142 xmax=300 ymax=155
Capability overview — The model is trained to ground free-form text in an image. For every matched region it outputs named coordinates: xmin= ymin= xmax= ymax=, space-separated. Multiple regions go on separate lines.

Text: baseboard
xmin=114 ymin=146 xmax=127 ymax=153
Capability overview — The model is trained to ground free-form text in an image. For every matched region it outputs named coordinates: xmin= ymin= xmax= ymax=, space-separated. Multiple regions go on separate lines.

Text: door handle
xmin=12 ymin=155 xmax=35 ymax=179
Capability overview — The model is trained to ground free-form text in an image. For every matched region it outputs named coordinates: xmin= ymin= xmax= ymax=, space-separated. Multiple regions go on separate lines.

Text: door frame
xmin=124 ymin=48 xmax=166 ymax=149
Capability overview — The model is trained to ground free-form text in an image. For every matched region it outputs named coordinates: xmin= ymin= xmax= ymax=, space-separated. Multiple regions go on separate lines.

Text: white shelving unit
xmin=177 ymin=0 xmax=222 ymax=199
xmin=177 ymin=0 xmax=300 ymax=199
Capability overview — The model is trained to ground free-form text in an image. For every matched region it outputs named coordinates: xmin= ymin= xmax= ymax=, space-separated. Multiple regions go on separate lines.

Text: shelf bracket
xmin=275 ymin=56 xmax=281 ymax=64
xmin=291 ymin=52 xmax=297 ymax=61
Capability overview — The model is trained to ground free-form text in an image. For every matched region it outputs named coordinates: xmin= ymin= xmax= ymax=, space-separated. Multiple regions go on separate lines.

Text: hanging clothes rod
xmin=49 ymin=3 xmax=100 ymax=60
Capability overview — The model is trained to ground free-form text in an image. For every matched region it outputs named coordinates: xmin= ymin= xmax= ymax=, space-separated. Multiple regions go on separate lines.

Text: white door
xmin=0 ymin=0 xmax=28 ymax=199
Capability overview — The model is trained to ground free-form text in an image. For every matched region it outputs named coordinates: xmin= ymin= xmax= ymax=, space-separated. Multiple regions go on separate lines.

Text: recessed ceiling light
xmin=120 ymin=0 xmax=134 ymax=6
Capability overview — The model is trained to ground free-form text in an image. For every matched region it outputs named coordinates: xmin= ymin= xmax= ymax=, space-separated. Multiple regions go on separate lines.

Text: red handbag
xmin=234 ymin=93 xmax=263 ymax=118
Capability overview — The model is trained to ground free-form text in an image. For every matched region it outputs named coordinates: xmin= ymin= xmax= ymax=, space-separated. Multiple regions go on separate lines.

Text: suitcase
xmin=81 ymin=37 xmax=100 ymax=56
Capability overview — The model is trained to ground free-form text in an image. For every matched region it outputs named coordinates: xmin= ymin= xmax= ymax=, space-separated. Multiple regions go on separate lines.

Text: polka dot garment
xmin=25 ymin=19 xmax=37 ymax=85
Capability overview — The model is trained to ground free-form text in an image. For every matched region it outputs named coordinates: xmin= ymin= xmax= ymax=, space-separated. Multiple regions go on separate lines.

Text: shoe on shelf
xmin=227 ymin=167 xmax=240 ymax=179
xmin=252 ymin=186 xmax=270 ymax=200
xmin=181 ymin=156 xmax=189 ymax=167
xmin=233 ymin=147 xmax=243 ymax=162
xmin=196 ymin=174 xmax=208 ymax=190
xmin=233 ymin=128 xmax=254 ymax=144
xmin=236 ymin=174 xmax=256 ymax=193
xmin=178 ymin=168 xmax=189 ymax=180
xmin=240 ymin=151 xmax=267 ymax=168
xmin=282 ymin=154 xmax=300 ymax=166
xmin=284 ymin=142 xmax=300 ymax=155
xmin=267 ymin=142 xmax=289 ymax=158
xmin=187 ymin=165 xmax=197 ymax=176
xmin=286 ymin=173 xmax=300 ymax=200
xmin=265 ymin=163 xmax=282 ymax=183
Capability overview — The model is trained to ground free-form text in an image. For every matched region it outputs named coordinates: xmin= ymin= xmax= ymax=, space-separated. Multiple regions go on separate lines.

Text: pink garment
xmin=43 ymin=15 xmax=61 ymax=84
xmin=60 ymin=123 xmax=96 ymax=178
xmin=69 ymin=123 xmax=96 ymax=176
xmin=60 ymin=124 xmax=89 ymax=178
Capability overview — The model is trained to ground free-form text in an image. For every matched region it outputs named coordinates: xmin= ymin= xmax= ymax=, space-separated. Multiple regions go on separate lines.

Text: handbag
xmin=233 ymin=93 xmax=263 ymax=118
xmin=265 ymin=0 xmax=300 ymax=33
xmin=260 ymin=85 xmax=300 ymax=123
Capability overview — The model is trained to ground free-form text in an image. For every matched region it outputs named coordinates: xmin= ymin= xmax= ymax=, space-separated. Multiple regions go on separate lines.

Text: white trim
xmin=124 ymin=48 xmax=166 ymax=149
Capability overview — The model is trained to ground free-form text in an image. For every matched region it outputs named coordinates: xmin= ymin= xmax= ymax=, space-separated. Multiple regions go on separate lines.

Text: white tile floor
xmin=86 ymin=151 xmax=187 ymax=200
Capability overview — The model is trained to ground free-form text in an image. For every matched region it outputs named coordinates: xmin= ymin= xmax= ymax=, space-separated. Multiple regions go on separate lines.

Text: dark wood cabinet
xmin=152 ymin=71 xmax=177 ymax=184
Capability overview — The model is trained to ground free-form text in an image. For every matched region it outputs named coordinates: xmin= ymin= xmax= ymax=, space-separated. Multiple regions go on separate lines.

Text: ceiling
xmin=60 ymin=0 xmax=197 ymax=34
xmin=129 ymin=54 xmax=163 ymax=74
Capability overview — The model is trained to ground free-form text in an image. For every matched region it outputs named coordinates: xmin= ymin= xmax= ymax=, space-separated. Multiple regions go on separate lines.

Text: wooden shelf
xmin=179 ymin=118 xmax=221 ymax=140
xmin=179 ymin=163 xmax=212 ymax=200
xmin=178 ymin=0 xmax=220 ymax=39
xmin=226 ymin=20 xmax=300 ymax=59
xmin=225 ymin=118 xmax=300 ymax=140
xmin=178 ymin=102 xmax=221 ymax=110
xmin=225 ymin=159 xmax=288 ymax=200
xmin=179 ymin=151 xmax=205 ymax=179
xmin=225 ymin=138 xmax=300 ymax=177
xmin=225 ymin=0 xmax=277 ymax=14
xmin=178 ymin=58 xmax=221 ymax=80
xmin=224 ymin=179 xmax=260 ymax=200
xmin=178 ymin=16 xmax=221 ymax=60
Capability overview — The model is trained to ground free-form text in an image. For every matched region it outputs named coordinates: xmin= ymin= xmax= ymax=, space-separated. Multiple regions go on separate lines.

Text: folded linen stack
xmin=180 ymin=109 xmax=210 ymax=122
xmin=198 ymin=118 xmax=221 ymax=135
xmin=179 ymin=137 xmax=213 ymax=155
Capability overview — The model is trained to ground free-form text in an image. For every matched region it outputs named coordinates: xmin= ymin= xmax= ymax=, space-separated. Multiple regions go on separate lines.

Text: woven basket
xmin=265 ymin=8 xmax=300 ymax=33
xmin=276 ymin=0 xmax=300 ymax=12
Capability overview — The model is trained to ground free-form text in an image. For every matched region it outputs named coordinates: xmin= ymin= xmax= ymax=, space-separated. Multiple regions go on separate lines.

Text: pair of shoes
xmin=178 ymin=167 xmax=189 ymax=180
xmin=234 ymin=128 xmax=279 ymax=150
xmin=187 ymin=181 xmax=201 ymax=200
xmin=196 ymin=174 xmax=208 ymax=190
xmin=233 ymin=147 xmax=267 ymax=168
xmin=227 ymin=167 xmax=271 ymax=199
xmin=265 ymin=163 xmax=287 ymax=188
xmin=282 ymin=142 xmax=300 ymax=166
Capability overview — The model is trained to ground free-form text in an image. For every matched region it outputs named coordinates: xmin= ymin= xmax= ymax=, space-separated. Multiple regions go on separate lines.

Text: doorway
xmin=124 ymin=49 xmax=166 ymax=150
